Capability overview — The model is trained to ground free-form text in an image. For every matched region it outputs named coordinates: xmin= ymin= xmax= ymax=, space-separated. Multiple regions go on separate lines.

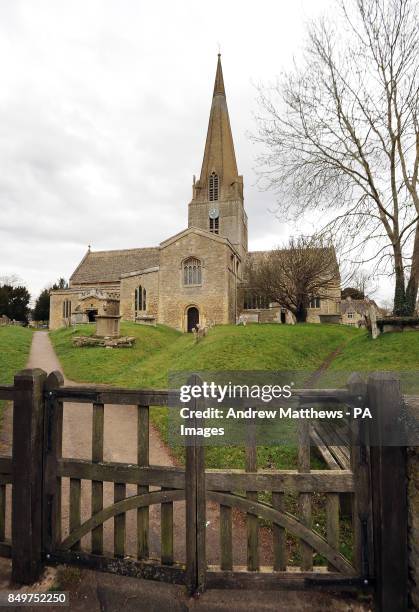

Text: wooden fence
xmin=0 ymin=369 xmax=411 ymax=611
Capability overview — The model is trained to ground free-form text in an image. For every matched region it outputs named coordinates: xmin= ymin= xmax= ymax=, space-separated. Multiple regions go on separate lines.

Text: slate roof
xmin=248 ymin=247 xmax=340 ymax=274
xmin=70 ymin=247 xmax=160 ymax=285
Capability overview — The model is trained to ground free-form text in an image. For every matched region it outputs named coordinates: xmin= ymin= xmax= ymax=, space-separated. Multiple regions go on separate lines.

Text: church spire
xmin=199 ymin=54 xmax=238 ymax=188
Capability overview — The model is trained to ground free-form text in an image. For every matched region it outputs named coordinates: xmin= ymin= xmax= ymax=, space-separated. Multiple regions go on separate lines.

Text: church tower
xmin=188 ymin=55 xmax=248 ymax=262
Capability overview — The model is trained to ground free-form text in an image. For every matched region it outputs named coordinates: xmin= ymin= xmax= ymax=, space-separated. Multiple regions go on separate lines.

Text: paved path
xmin=24 ymin=332 xmax=232 ymax=563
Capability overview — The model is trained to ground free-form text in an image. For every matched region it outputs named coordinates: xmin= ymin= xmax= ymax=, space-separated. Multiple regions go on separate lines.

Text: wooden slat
xmin=185 ymin=376 xmax=206 ymax=594
xmin=46 ymin=550 xmax=186 ymax=584
xmin=207 ymin=491 xmax=355 ymax=575
xmin=69 ymin=478 xmax=81 ymax=551
xmin=196 ymin=436 xmax=206 ymax=592
xmin=0 ymin=385 xmax=14 ymax=401
xmin=161 ymin=487 xmax=174 ymax=565
xmin=310 ymin=427 xmax=340 ymax=469
xmin=326 ymin=494 xmax=340 ymax=571
xmin=51 ymin=385 xmax=348 ymax=408
xmin=246 ymin=421 xmax=259 ymax=572
xmin=43 ymin=371 xmax=64 ymax=554
xmin=219 ymin=501 xmax=233 ymax=570
xmin=0 ymin=456 xmax=12 ymax=476
xmin=186 ymin=435 xmax=198 ymax=593
xmin=91 ymin=402 xmax=104 ymax=555
xmin=205 ymin=569 xmax=369 ymax=591
xmin=114 ymin=483 xmax=126 ymax=558
xmin=0 ymin=484 xmax=5 ymax=542
xmin=0 ymin=541 xmax=11 ymax=558
xmin=347 ymin=373 xmax=373 ymax=577
xmin=137 ymin=405 xmax=149 ymax=560
xmin=53 ymin=387 xmax=170 ymax=406
xmin=272 ymin=492 xmax=286 ymax=571
xmin=58 ymin=460 xmax=355 ymax=492
xmin=298 ymin=412 xmax=313 ymax=572
xmin=52 ymin=386 xmax=349 ymax=406
xmin=60 ymin=489 xmax=185 ymax=551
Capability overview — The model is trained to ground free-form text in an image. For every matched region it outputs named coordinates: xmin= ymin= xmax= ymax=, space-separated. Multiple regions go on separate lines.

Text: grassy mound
xmin=50 ymin=322 xmax=361 ymax=388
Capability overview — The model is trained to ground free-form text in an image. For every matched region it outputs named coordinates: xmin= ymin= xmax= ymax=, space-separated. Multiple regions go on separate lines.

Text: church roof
xmin=248 ymin=247 xmax=340 ymax=278
xmin=199 ymin=55 xmax=238 ymax=186
xmin=70 ymin=247 xmax=160 ymax=285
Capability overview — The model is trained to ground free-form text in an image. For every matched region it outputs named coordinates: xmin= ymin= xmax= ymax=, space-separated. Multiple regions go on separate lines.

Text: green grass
xmin=321 ymin=328 xmax=419 ymax=393
xmin=0 ymin=326 xmax=33 ymax=383
xmin=0 ymin=326 xmax=33 ymax=423
xmin=331 ymin=328 xmax=419 ymax=370
xmin=50 ymin=322 xmax=362 ymax=471
xmin=50 ymin=321 xmax=361 ymax=387
xmin=50 ymin=321 xmax=418 ymax=566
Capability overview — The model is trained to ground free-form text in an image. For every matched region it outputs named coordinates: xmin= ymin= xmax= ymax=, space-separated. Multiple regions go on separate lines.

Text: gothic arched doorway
xmin=187 ymin=306 xmax=199 ymax=333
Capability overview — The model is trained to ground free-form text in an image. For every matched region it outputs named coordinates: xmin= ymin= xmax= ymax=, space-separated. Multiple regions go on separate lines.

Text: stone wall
xmin=408 ymin=445 xmax=419 ymax=610
xmin=119 ymin=269 xmax=159 ymax=322
xmin=49 ymin=290 xmax=79 ymax=330
xmin=158 ymin=229 xmax=235 ymax=330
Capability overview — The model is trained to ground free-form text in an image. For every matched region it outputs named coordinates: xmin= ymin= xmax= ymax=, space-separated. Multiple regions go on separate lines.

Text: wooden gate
xmin=0 ymin=369 xmax=410 ymax=610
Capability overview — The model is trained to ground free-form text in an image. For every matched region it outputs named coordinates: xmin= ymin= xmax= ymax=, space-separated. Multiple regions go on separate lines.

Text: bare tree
xmin=246 ymin=235 xmax=340 ymax=323
xmin=254 ymin=0 xmax=419 ymax=316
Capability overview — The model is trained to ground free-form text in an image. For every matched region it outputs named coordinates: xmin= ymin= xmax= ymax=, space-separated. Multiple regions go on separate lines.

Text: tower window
xmin=209 ymin=217 xmax=219 ymax=234
xmin=208 ymin=172 xmax=219 ymax=201
xmin=183 ymin=257 xmax=202 ymax=285
xmin=135 ymin=286 xmax=146 ymax=312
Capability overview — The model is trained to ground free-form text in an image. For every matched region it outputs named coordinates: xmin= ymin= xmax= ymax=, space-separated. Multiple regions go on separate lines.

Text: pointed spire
xmin=199 ymin=55 xmax=238 ymax=188
xmin=213 ymin=54 xmax=225 ymax=97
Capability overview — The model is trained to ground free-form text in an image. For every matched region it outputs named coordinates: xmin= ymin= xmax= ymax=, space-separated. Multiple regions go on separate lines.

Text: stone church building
xmin=50 ymin=56 xmax=341 ymax=332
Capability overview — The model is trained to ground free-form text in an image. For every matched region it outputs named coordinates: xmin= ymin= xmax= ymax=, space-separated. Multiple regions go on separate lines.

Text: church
xmin=49 ymin=56 xmax=341 ymax=332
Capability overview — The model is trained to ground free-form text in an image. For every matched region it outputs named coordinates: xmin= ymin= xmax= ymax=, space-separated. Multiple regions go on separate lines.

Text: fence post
xmin=12 ymin=368 xmax=47 ymax=584
xmin=347 ymin=372 xmax=373 ymax=578
xmin=185 ymin=375 xmax=206 ymax=595
xmin=43 ymin=371 xmax=64 ymax=555
xmin=368 ymin=372 xmax=408 ymax=612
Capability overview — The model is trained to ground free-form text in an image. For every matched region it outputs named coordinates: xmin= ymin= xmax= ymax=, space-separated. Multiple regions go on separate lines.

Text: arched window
xmin=183 ymin=257 xmax=202 ymax=285
xmin=135 ymin=286 xmax=146 ymax=312
xmin=208 ymin=172 xmax=219 ymax=201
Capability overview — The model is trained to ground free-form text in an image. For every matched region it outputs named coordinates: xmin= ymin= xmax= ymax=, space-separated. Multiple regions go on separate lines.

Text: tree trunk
xmin=393 ymin=245 xmax=408 ymax=316
xmin=295 ymin=305 xmax=308 ymax=323
xmin=405 ymin=224 xmax=419 ymax=316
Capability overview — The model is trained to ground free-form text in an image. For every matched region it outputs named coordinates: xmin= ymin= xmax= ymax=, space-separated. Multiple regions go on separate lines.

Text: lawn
xmin=49 ymin=322 xmax=419 ymax=469
xmin=50 ymin=322 xmax=362 ymax=471
xmin=50 ymin=321 xmax=361 ymax=388
xmin=0 ymin=325 xmax=33 ymax=383
xmin=0 ymin=326 xmax=33 ymax=422
xmin=50 ymin=321 xmax=419 ymax=565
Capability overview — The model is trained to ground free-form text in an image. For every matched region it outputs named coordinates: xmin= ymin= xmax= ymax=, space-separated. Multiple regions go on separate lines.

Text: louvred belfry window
xmin=208 ymin=172 xmax=219 ymax=201
xmin=209 ymin=217 xmax=219 ymax=234
xmin=183 ymin=257 xmax=202 ymax=285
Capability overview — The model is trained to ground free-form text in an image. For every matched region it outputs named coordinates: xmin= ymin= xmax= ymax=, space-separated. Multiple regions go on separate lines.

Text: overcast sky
xmin=0 ymin=0 xmax=392 ymax=304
